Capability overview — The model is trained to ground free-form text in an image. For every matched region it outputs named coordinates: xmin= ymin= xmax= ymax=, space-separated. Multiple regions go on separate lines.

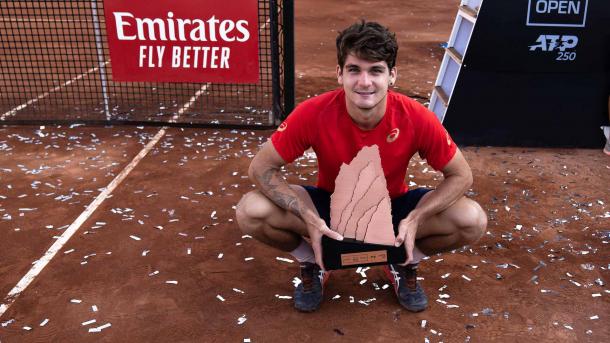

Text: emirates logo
xmin=386 ymin=128 xmax=399 ymax=143
xmin=277 ymin=122 xmax=288 ymax=132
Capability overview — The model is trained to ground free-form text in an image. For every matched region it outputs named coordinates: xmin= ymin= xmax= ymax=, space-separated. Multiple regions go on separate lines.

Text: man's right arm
xmin=248 ymin=140 xmax=319 ymax=226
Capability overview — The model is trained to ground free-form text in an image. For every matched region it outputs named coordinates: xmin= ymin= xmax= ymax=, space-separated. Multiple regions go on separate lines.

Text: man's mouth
xmin=355 ymin=91 xmax=375 ymax=96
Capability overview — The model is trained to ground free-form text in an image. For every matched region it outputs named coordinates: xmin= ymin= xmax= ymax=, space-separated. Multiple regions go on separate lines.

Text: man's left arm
xmin=394 ymin=148 xmax=472 ymax=263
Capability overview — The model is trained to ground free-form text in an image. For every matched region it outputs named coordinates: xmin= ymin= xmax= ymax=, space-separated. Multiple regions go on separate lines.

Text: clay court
xmin=0 ymin=0 xmax=609 ymax=342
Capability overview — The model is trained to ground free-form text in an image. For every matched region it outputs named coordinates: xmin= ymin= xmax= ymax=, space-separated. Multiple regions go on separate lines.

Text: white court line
xmin=0 ymin=60 xmax=110 ymax=121
xmin=0 ymin=82 xmax=208 ymax=319
xmin=169 ymin=83 xmax=209 ymax=123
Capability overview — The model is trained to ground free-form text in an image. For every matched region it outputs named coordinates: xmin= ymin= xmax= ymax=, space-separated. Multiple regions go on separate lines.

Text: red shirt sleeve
xmin=412 ymin=100 xmax=457 ymax=171
xmin=270 ymin=101 xmax=316 ymax=163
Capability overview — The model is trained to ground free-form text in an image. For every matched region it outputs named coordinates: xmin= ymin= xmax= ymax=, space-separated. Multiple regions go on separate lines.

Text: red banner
xmin=103 ymin=0 xmax=259 ymax=83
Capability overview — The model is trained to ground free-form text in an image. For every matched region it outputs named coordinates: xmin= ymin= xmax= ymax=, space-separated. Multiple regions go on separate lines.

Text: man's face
xmin=337 ymin=54 xmax=397 ymax=113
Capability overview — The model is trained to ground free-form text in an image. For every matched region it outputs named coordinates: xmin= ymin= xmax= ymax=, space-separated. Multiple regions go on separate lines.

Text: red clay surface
xmin=1 ymin=0 xmax=609 ymax=342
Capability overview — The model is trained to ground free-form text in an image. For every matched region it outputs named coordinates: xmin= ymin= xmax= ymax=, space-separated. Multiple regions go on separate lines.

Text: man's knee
xmin=235 ymin=191 xmax=275 ymax=234
xmin=460 ymin=200 xmax=487 ymax=244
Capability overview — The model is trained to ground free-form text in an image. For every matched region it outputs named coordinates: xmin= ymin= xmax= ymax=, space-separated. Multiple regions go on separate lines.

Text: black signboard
xmin=444 ymin=0 xmax=610 ymax=147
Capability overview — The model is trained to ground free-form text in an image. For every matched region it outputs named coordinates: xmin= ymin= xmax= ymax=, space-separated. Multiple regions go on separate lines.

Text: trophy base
xmin=321 ymin=236 xmax=407 ymax=270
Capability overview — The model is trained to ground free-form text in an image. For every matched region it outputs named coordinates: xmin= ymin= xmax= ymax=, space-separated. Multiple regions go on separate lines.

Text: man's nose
xmin=358 ymin=72 xmax=372 ymax=87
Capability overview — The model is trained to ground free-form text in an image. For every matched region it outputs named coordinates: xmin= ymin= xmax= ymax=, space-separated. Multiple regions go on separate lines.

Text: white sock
xmin=410 ymin=245 xmax=426 ymax=265
xmin=290 ymin=239 xmax=315 ymax=263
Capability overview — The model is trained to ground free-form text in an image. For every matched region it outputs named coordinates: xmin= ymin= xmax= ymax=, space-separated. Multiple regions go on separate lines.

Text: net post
xmin=90 ymin=0 xmax=110 ymax=121
xmin=269 ymin=0 xmax=282 ymax=125
xmin=282 ymin=0 xmax=295 ymax=120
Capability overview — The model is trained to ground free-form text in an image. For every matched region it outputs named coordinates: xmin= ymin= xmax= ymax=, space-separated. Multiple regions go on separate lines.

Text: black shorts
xmin=301 ymin=185 xmax=432 ymax=236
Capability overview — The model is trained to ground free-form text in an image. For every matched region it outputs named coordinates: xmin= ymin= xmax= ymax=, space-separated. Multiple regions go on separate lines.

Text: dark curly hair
xmin=336 ymin=20 xmax=398 ymax=71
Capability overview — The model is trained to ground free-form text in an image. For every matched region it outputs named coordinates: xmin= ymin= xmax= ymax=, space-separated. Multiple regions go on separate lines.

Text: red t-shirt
xmin=270 ymin=89 xmax=456 ymax=199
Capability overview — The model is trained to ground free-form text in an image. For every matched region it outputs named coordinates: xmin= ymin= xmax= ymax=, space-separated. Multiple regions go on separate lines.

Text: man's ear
xmin=390 ymin=67 xmax=397 ymax=86
xmin=336 ymin=65 xmax=343 ymax=85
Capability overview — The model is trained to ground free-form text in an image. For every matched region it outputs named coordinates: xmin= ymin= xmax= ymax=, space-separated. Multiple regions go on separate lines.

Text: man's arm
xmin=394 ymin=148 xmax=472 ymax=261
xmin=406 ymin=148 xmax=472 ymax=225
xmin=248 ymin=141 xmax=319 ymax=224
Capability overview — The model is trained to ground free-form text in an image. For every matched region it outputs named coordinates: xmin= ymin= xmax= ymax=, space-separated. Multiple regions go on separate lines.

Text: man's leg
xmin=235 ymin=185 xmax=329 ymax=312
xmin=385 ymin=190 xmax=487 ymax=312
xmin=235 ymin=185 xmax=313 ymax=251
xmin=414 ymin=191 xmax=487 ymax=255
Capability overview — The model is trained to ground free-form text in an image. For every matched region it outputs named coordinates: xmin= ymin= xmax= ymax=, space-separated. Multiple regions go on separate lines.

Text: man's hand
xmin=306 ymin=216 xmax=343 ymax=270
xmin=394 ymin=214 xmax=420 ymax=265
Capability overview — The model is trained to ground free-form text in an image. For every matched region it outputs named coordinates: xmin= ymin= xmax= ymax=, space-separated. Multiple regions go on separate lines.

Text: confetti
xmin=244 ymin=257 xmax=254 ymax=261
xmin=129 ymin=235 xmax=141 ymax=241
xmin=237 ymin=314 xmax=247 ymax=325
xmin=165 ymin=280 xmax=178 ymax=285
xmin=88 ymin=323 xmax=111 ymax=333
xmin=39 ymin=319 xmax=49 ymax=327
xmin=218 ymin=253 xmax=224 ymax=259
xmin=82 ymin=319 xmax=96 ymax=326
xmin=233 ymin=288 xmax=245 ymax=294
xmin=461 ymin=275 xmax=472 ymax=282
xmin=216 ymin=295 xmax=225 ymax=302
xmin=92 ymin=305 xmax=98 ymax=312
xmin=70 ymin=299 xmax=82 ymax=304
xmin=276 ymin=257 xmax=294 ymax=263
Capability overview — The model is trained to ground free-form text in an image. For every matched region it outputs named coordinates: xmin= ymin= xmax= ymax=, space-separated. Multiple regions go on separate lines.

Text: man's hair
xmin=336 ymin=20 xmax=398 ymax=71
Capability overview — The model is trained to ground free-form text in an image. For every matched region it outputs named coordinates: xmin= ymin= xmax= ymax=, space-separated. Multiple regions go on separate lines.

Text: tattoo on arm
xmin=257 ymin=168 xmax=303 ymax=218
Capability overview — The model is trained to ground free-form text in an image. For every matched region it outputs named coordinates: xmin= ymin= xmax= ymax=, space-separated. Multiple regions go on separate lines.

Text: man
xmin=235 ymin=21 xmax=487 ymax=313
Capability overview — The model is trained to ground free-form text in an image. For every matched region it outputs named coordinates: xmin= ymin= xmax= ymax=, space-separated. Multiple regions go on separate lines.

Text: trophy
xmin=322 ymin=145 xmax=407 ymax=270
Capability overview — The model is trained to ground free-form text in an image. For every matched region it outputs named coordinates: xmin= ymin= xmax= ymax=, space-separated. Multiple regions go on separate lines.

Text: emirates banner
xmin=104 ymin=0 xmax=259 ymax=83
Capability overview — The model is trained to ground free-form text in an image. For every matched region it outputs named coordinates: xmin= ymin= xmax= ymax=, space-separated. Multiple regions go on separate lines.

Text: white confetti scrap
xmin=149 ymin=271 xmax=159 ymax=276
xmin=421 ymin=319 xmax=427 ymax=328
xmin=187 ymin=248 xmax=192 ymax=255
xmin=64 ymin=249 xmax=75 ymax=254
xmin=592 ymin=293 xmax=601 ymax=297
xmin=441 ymin=273 xmax=451 ymax=279
xmin=461 ymin=275 xmax=472 ymax=282
xmin=39 ymin=319 xmax=49 ymax=327
xmin=275 ymin=294 xmax=292 ymax=300
xmin=129 ymin=235 xmax=141 ymax=241
xmin=217 ymin=295 xmax=225 ymax=302
xmin=276 ymin=257 xmax=294 ymax=263
xmin=244 ymin=257 xmax=254 ymax=261
xmin=23 ymin=326 xmax=32 ymax=331
xmin=211 ymin=211 xmax=217 ymax=218
xmin=165 ymin=280 xmax=178 ymax=285
xmin=590 ymin=315 xmax=599 ymax=320
xmin=382 ymin=284 xmax=390 ymax=290
xmin=142 ymin=250 xmax=150 ymax=256
xmin=359 ymin=279 xmax=367 ymax=285
xmin=70 ymin=299 xmax=82 ymax=304
xmin=332 ymin=295 xmax=341 ymax=300
xmin=82 ymin=319 xmax=96 ymax=326
xmin=88 ymin=323 xmax=111 ymax=333
xmin=218 ymin=253 xmax=224 ymax=259
xmin=237 ymin=314 xmax=247 ymax=325
xmin=92 ymin=305 xmax=98 ymax=312
xmin=233 ymin=288 xmax=245 ymax=294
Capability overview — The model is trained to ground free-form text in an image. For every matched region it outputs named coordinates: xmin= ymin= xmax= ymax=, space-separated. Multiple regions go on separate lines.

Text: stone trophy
xmin=322 ymin=145 xmax=407 ymax=270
